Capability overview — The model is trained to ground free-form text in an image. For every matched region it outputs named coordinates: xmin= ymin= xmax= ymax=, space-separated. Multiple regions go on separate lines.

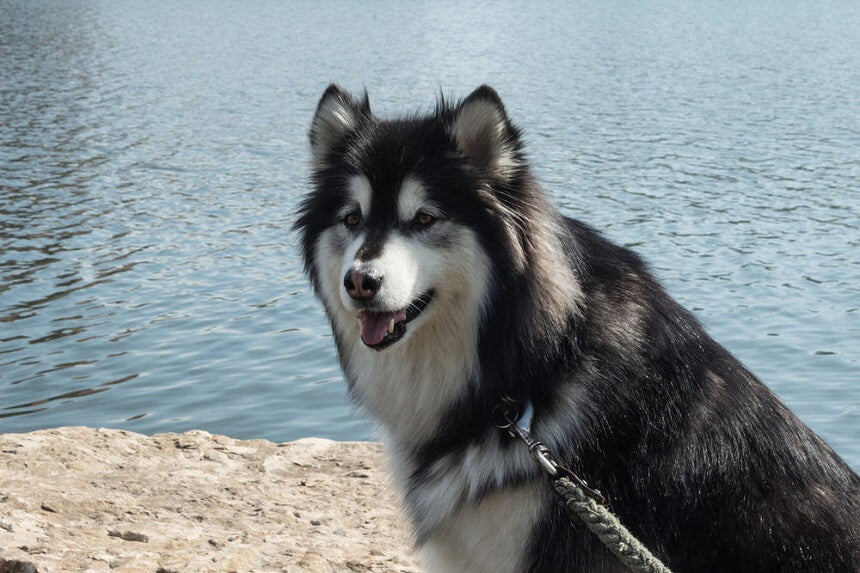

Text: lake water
xmin=1 ymin=0 xmax=857 ymax=470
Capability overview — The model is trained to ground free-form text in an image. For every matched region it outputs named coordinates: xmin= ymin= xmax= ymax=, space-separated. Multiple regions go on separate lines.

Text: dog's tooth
xmin=388 ymin=318 xmax=395 ymax=334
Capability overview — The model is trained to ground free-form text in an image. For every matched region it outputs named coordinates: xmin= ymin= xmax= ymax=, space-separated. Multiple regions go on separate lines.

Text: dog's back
xmin=527 ymin=218 xmax=860 ymax=571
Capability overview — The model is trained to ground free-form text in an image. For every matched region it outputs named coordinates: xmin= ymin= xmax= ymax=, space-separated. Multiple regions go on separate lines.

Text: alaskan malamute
xmin=295 ymin=84 xmax=858 ymax=572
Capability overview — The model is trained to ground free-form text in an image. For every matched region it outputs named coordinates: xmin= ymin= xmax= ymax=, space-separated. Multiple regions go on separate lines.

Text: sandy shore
xmin=0 ymin=427 xmax=420 ymax=572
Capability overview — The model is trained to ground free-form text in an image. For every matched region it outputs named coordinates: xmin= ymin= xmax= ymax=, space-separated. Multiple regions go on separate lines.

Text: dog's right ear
xmin=309 ymin=84 xmax=371 ymax=162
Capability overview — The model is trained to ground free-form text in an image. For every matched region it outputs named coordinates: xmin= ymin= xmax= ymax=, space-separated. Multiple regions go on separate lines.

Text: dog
xmin=295 ymin=84 xmax=859 ymax=572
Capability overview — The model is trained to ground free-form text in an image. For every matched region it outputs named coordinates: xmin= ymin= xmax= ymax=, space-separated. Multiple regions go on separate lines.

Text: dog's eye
xmin=343 ymin=211 xmax=362 ymax=227
xmin=414 ymin=212 xmax=437 ymax=227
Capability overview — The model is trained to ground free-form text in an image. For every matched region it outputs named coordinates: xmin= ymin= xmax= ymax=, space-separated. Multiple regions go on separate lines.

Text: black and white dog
xmin=295 ymin=84 xmax=859 ymax=572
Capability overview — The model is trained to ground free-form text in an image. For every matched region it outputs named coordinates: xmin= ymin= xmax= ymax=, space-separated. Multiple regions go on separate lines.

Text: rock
xmin=0 ymin=558 xmax=38 ymax=573
xmin=106 ymin=530 xmax=149 ymax=543
xmin=0 ymin=427 xmax=419 ymax=572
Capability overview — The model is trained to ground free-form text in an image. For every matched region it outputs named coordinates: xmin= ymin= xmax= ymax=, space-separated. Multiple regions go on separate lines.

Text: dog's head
xmin=296 ymin=84 xmax=527 ymax=352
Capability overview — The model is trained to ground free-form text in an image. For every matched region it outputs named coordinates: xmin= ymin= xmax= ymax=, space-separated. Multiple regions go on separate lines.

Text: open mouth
xmin=356 ymin=290 xmax=434 ymax=351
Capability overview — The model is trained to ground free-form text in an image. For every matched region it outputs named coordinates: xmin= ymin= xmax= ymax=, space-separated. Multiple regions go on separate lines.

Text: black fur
xmin=295 ymin=85 xmax=859 ymax=572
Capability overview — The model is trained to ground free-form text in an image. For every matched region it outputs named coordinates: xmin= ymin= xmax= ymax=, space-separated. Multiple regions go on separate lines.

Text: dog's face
xmin=320 ymin=172 xmax=461 ymax=351
xmin=298 ymin=85 xmax=524 ymax=354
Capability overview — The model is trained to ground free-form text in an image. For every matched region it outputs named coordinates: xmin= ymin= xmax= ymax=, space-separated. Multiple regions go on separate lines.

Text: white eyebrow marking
xmin=348 ymin=175 xmax=372 ymax=216
xmin=397 ymin=177 xmax=426 ymax=221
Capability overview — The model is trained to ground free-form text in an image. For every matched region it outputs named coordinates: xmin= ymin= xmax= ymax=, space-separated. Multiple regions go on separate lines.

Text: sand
xmin=0 ymin=427 xmax=420 ymax=572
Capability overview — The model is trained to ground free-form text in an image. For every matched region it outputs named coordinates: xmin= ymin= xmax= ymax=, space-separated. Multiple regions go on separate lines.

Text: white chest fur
xmin=420 ymin=479 xmax=545 ymax=573
xmin=385 ymin=433 xmax=545 ymax=573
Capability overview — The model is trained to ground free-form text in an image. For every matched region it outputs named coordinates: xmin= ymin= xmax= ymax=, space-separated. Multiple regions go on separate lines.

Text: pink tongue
xmin=358 ymin=310 xmax=407 ymax=346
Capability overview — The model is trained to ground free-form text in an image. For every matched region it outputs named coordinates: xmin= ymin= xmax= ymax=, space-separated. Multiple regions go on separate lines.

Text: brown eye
xmin=343 ymin=211 xmax=361 ymax=227
xmin=415 ymin=212 xmax=436 ymax=226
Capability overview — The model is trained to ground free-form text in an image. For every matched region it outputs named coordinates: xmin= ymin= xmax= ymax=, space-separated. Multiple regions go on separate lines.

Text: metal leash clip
xmin=495 ymin=396 xmax=607 ymax=506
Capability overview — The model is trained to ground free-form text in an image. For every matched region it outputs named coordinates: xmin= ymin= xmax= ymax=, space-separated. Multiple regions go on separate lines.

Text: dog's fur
xmin=295 ymin=84 xmax=859 ymax=572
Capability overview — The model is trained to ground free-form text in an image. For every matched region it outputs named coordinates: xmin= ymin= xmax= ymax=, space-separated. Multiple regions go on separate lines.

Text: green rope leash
xmin=497 ymin=397 xmax=674 ymax=572
xmin=552 ymin=476 xmax=673 ymax=573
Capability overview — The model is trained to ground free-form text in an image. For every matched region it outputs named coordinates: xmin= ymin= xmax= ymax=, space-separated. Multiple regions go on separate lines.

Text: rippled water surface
xmin=1 ymin=1 xmax=857 ymax=469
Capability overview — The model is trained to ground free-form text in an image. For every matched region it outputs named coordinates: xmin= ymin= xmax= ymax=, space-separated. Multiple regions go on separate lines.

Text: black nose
xmin=343 ymin=269 xmax=381 ymax=301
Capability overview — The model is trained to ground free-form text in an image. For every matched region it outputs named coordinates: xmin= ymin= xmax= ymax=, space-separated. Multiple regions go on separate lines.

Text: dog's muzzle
xmin=352 ymin=290 xmax=435 ymax=351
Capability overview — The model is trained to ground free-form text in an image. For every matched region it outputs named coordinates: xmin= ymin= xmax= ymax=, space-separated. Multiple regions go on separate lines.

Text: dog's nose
xmin=343 ymin=269 xmax=381 ymax=301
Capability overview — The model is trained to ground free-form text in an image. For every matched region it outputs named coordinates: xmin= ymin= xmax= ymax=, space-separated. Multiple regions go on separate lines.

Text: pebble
xmin=0 ymin=517 xmax=13 ymax=532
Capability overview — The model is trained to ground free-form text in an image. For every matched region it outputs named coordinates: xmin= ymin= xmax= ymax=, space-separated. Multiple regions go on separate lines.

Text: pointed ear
xmin=450 ymin=85 xmax=521 ymax=180
xmin=309 ymin=84 xmax=371 ymax=162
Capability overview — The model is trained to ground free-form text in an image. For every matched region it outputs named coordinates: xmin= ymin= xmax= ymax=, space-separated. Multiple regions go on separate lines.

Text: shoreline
xmin=0 ymin=427 xmax=419 ymax=572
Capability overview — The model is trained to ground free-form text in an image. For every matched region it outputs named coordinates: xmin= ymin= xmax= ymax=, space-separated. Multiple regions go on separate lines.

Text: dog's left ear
xmin=450 ymin=85 xmax=521 ymax=180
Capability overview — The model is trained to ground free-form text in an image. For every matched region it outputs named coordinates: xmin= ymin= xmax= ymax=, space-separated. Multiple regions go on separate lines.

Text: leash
xmin=495 ymin=397 xmax=673 ymax=573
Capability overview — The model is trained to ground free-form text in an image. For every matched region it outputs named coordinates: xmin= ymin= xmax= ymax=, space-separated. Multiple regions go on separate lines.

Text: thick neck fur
xmin=465 ymin=174 xmax=585 ymax=426
xmin=336 ymin=293 xmax=484 ymax=447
